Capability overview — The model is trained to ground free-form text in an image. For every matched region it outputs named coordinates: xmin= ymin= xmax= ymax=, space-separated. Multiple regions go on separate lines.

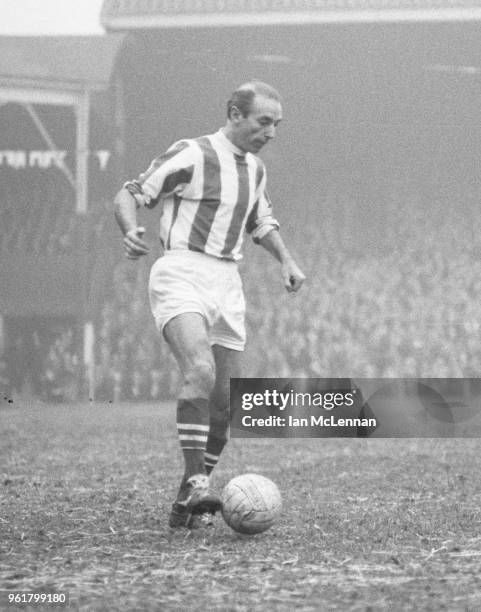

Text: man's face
xmin=232 ymin=94 xmax=283 ymax=154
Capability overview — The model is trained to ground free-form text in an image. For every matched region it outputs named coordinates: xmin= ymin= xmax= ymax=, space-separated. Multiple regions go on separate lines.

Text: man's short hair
xmin=227 ymin=81 xmax=282 ymax=119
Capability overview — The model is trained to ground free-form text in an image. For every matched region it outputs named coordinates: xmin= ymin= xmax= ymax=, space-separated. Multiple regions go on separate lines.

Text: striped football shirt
xmin=124 ymin=129 xmax=279 ymax=261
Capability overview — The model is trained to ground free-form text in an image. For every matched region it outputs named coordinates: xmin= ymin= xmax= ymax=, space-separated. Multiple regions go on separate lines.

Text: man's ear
xmin=229 ymin=105 xmax=243 ymax=123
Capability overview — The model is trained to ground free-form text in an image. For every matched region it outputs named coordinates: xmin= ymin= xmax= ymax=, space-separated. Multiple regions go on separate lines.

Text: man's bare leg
xmin=205 ymin=345 xmax=242 ymax=475
xmin=163 ymin=313 xmax=221 ymax=526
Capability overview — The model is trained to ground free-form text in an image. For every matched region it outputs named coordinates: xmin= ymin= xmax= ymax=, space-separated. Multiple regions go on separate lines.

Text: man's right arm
xmin=114 ymin=187 xmax=150 ymax=259
xmin=114 ymin=139 xmax=195 ymax=259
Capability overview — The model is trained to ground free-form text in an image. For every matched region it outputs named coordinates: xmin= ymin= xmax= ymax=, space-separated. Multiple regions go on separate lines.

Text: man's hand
xmin=123 ymin=226 xmax=149 ymax=260
xmin=282 ymin=258 xmax=306 ymax=293
xmin=257 ymin=229 xmax=306 ymax=293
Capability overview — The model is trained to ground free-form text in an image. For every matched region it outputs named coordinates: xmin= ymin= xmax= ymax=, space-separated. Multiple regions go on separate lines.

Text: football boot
xmin=168 ymin=474 xmax=221 ymax=529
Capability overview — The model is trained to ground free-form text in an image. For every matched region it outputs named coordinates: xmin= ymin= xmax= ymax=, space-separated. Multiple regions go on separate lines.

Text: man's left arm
xmin=258 ymin=229 xmax=306 ymax=293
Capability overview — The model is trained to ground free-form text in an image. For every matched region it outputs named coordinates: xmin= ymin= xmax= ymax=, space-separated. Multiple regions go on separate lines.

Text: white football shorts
xmin=148 ymin=250 xmax=246 ymax=351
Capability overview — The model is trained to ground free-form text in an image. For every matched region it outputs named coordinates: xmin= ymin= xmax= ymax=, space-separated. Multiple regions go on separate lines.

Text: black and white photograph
xmin=2 ymin=0 xmax=481 ymax=610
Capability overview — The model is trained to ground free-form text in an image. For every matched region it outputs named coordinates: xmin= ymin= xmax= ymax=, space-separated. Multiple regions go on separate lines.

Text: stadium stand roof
xmin=0 ymin=35 xmax=125 ymax=214
xmin=101 ymin=0 xmax=481 ymax=29
xmin=0 ymin=34 xmax=125 ymax=94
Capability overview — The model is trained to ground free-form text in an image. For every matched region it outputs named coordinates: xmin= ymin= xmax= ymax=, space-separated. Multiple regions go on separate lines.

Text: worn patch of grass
xmin=2 ymin=400 xmax=481 ymax=611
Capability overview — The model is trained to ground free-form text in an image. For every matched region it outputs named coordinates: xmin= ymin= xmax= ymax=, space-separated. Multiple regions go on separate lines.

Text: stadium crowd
xmin=0 ymin=168 xmax=81 ymax=256
xmin=241 ymin=183 xmax=481 ymax=380
xmin=2 ymin=181 xmax=481 ymax=402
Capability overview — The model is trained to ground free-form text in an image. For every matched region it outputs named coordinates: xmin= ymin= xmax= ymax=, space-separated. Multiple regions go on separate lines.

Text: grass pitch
xmin=2 ymin=400 xmax=481 ymax=611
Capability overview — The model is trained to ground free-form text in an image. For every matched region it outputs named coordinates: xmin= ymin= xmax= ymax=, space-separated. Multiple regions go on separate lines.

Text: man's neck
xmin=220 ymin=126 xmax=245 ymax=154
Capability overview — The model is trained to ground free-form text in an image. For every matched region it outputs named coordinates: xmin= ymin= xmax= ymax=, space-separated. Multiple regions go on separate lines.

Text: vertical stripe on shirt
xmin=221 ymin=154 xmax=250 ymax=257
xmin=245 ymin=199 xmax=259 ymax=234
xmin=254 ymin=157 xmax=264 ymax=190
xmin=244 ymin=156 xmax=265 ymax=235
xmin=188 ymin=137 xmax=222 ymax=251
xmin=166 ymin=193 xmax=182 ymax=249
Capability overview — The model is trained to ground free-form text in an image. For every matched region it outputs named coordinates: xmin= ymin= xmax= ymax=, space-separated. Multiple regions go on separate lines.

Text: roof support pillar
xmin=75 ymin=90 xmax=90 ymax=215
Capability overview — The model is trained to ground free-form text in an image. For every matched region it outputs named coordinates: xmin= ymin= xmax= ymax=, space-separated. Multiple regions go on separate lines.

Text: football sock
xmin=176 ymin=398 xmax=209 ymax=490
xmin=205 ymin=413 xmax=229 ymax=475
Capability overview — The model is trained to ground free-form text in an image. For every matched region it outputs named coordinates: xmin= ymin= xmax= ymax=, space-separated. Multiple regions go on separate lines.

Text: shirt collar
xmin=215 ymin=129 xmax=246 ymax=157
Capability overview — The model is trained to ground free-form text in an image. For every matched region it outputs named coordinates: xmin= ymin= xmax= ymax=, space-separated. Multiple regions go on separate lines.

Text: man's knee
xmin=183 ymin=359 xmax=216 ymax=398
